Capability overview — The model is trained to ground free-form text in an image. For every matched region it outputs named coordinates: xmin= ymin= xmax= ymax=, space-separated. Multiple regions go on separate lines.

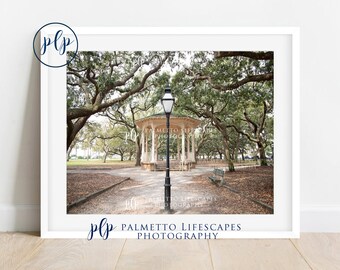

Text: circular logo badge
xmin=33 ymin=22 xmax=78 ymax=68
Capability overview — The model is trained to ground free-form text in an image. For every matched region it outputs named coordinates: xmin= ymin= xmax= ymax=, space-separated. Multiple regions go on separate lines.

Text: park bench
xmin=208 ymin=168 xmax=225 ymax=186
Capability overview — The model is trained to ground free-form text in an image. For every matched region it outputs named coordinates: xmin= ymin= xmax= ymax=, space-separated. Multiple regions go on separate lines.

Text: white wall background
xmin=0 ymin=0 xmax=339 ymax=232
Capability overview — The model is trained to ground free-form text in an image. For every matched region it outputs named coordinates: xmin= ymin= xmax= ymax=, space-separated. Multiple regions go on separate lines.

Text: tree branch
xmin=259 ymin=101 xmax=268 ymax=135
xmin=214 ymin=51 xmax=273 ymax=60
xmin=67 ymin=53 xmax=170 ymax=120
xmin=194 ymin=72 xmax=273 ymax=91
xmin=243 ymin=111 xmax=258 ymax=135
xmin=226 ymin=124 xmax=258 ymax=143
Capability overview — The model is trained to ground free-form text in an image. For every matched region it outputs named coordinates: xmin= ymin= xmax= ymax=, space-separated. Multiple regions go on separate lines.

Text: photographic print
xmin=66 ymin=51 xmax=274 ymax=215
xmin=41 ymin=28 xmax=299 ymax=238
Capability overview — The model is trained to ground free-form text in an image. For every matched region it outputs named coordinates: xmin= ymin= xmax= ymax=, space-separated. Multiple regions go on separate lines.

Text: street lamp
xmin=161 ymin=83 xmax=175 ymax=212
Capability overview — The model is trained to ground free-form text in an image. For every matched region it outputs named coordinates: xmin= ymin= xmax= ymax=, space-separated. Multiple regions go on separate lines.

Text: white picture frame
xmin=41 ymin=27 xmax=300 ymax=238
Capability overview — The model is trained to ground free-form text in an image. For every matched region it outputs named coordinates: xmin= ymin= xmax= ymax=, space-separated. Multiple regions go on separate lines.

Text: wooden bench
xmin=208 ymin=168 xmax=225 ymax=186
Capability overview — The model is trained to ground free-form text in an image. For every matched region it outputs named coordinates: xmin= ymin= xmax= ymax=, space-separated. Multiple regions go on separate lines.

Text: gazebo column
xmin=141 ymin=129 xmax=145 ymax=162
xmin=145 ymin=129 xmax=148 ymax=162
xmin=191 ymin=129 xmax=196 ymax=161
xmin=177 ymin=136 xmax=180 ymax=160
xmin=151 ymin=127 xmax=155 ymax=162
xmin=187 ymin=131 xmax=190 ymax=160
xmin=181 ymin=128 xmax=185 ymax=162
xmin=155 ymin=133 xmax=158 ymax=162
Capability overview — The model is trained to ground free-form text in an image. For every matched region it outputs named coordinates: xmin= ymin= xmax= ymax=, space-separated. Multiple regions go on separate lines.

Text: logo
xmin=87 ymin=218 xmax=116 ymax=240
xmin=33 ymin=22 xmax=78 ymax=68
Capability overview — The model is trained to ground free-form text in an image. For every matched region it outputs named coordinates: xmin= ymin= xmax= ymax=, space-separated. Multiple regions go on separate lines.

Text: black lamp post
xmin=161 ymin=83 xmax=175 ymax=212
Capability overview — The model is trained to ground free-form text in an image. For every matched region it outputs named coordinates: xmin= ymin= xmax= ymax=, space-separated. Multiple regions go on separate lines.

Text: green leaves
xmin=67 ymin=50 xmax=274 ymax=162
xmin=170 ymin=51 xmax=273 ymax=162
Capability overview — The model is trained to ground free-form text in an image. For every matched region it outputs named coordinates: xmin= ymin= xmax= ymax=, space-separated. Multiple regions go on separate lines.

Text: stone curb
xmin=67 ymin=177 xmax=130 ymax=211
xmin=222 ymin=184 xmax=274 ymax=213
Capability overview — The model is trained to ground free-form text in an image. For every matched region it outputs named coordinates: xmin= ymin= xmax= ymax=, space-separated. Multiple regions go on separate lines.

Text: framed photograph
xmin=40 ymin=27 xmax=300 ymax=238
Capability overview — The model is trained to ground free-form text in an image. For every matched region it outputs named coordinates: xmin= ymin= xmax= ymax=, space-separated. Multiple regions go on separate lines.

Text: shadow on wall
xmin=13 ymin=54 xmax=41 ymax=231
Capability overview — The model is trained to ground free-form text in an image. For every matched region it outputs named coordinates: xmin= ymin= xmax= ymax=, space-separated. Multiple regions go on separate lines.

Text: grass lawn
xmin=67 ymin=159 xmax=135 ymax=167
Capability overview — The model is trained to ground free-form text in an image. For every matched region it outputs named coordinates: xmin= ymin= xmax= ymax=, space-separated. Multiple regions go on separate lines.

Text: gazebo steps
xmin=155 ymin=162 xmax=193 ymax=171
xmin=155 ymin=165 xmax=184 ymax=171
xmin=141 ymin=162 xmax=195 ymax=171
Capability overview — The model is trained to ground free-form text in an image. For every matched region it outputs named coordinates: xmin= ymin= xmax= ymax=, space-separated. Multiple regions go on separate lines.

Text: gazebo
xmin=135 ymin=113 xmax=201 ymax=171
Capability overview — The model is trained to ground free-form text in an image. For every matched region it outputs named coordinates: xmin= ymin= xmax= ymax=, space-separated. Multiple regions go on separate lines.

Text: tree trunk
xmin=66 ymin=142 xmax=75 ymax=161
xmin=103 ymin=152 xmax=108 ymax=163
xmin=258 ymin=142 xmax=268 ymax=166
xmin=234 ymin=134 xmax=240 ymax=162
xmin=135 ymin=136 xmax=142 ymax=166
xmin=230 ymin=148 xmax=235 ymax=160
xmin=271 ymin=144 xmax=274 ymax=159
xmin=225 ymin=147 xmax=235 ymax=172
xmin=223 ymin=138 xmax=235 ymax=172
xmin=120 ymin=154 xmax=124 ymax=161
xmin=67 ymin=116 xmax=89 ymax=150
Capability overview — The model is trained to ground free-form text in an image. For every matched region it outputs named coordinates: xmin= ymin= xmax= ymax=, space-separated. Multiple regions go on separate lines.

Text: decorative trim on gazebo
xmin=135 ymin=113 xmax=201 ymax=171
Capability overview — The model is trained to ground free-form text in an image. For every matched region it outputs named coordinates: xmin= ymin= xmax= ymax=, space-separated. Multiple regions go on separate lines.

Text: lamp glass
xmin=161 ymin=93 xmax=174 ymax=114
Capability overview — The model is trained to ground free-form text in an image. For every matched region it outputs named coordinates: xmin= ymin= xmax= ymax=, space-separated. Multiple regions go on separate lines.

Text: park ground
xmin=67 ymin=160 xmax=273 ymax=215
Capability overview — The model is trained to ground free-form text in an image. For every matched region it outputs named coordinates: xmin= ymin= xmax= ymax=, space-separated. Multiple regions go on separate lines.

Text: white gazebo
xmin=135 ymin=113 xmax=201 ymax=171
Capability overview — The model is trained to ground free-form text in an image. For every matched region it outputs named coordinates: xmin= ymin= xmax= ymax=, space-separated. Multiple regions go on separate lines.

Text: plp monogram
xmin=41 ymin=30 xmax=74 ymax=55
xmin=33 ymin=22 xmax=78 ymax=68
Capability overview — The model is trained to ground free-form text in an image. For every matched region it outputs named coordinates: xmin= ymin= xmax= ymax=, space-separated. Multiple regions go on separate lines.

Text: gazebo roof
xmin=135 ymin=113 xmax=201 ymax=133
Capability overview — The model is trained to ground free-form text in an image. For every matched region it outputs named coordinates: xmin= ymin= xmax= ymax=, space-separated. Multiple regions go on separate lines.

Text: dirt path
xmin=68 ymin=167 xmax=273 ymax=215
